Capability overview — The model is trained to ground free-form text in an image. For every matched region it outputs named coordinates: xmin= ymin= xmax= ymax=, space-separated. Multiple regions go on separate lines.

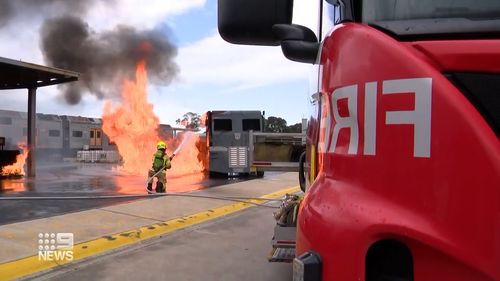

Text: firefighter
xmin=147 ymin=141 xmax=172 ymax=193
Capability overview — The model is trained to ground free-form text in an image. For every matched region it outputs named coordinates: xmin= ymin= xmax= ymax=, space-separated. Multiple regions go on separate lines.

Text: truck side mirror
xmin=218 ymin=0 xmax=293 ymax=46
xmin=273 ymin=24 xmax=320 ymax=64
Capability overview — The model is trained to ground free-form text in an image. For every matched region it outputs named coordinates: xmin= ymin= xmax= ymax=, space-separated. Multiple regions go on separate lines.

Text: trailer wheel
xmin=256 ymin=171 xmax=264 ymax=178
xmin=298 ymin=151 xmax=306 ymax=192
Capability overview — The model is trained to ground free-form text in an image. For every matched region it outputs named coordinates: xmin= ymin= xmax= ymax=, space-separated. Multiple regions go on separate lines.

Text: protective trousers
xmin=148 ymin=169 xmax=167 ymax=192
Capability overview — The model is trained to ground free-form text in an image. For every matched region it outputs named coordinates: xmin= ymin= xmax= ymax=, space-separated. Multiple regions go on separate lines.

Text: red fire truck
xmin=218 ymin=0 xmax=500 ymax=280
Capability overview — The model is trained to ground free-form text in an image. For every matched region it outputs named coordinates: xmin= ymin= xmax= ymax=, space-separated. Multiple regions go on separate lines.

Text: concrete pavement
xmin=36 ymin=205 xmax=292 ymax=281
xmin=0 ymin=172 xmax=299 ymax=280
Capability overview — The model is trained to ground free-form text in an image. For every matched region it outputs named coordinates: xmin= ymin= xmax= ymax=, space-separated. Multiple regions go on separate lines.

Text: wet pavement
xmin=0 ymin=162 xmax=248 ymax=225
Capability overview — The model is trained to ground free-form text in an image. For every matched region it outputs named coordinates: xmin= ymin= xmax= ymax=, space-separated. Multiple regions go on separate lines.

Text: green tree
xmin=176 ymin=112 xmax=201 ymax=130
xmin=285 ymin=122 xmax=302 ymax=133
xmin=265 ymin=116 xmax=287 ymax=133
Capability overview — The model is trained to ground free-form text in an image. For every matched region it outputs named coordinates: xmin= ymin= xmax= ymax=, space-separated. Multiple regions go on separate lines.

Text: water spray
xmin=172 ymin=131 xmax=195 ymax=157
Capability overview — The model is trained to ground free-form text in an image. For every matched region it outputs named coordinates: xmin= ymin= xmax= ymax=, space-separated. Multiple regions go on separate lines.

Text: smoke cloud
xmin=0 ymin=0 xmax=178 ymax=104
xmin=0 ymin=2 xmax=14 ymax=28
xmin=40 ymin=16 xmax=178 ymax=104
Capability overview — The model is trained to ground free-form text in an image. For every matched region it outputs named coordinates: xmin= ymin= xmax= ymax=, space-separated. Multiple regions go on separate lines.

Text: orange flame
xmin=102 ymin=60 xmax=207 ymax=187
xmin=102 ymin=60 xmax=159 ymax=175
xmin=1 ymin=143 xmax=29 ymax=177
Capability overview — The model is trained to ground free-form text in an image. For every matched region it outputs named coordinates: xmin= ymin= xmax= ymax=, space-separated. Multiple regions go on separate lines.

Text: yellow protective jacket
xmin=151 ymin=150 xmax=172 ymax=172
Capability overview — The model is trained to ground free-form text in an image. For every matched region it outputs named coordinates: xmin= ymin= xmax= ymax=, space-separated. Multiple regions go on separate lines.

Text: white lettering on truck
xmin=319 ymin=77 xmax=432 ymax=158
xmin=330 ymin=85 xmax=359 ymax=154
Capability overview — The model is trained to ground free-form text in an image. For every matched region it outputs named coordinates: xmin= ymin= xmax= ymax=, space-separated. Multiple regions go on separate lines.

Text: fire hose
xmin=146 ymin=153 xmax=175 ymax=184
xmin=0 ymin=192 xmax=283 ymax=208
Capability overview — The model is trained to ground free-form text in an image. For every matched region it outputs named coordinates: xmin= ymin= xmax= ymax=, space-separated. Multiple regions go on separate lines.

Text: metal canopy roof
xmin=0 ymin=56 xmax=79 ymax=90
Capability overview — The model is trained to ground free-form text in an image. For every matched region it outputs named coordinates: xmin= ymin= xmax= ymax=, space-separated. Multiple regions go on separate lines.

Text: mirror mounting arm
xmin=273 ymin=24 xmax=320 ymax=64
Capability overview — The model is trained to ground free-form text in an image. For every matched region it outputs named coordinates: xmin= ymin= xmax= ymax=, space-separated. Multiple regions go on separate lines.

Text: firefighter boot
xmin=147 ymin=182 xmax=153 ymax=193
xmin=156 ymin=182 xmax=165 ymax=193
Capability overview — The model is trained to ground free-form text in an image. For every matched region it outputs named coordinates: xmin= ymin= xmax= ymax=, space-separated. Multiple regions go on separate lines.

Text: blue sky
xmin=0 ymin=0 xmax=316 ymax=126
xmin=169 ymin=0 xmax=216 ymax=45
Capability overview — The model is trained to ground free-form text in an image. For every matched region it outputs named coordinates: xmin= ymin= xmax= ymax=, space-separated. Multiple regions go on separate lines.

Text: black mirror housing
xmin=218 ymin=0 xmax=293 ymax=46
xmin=273 ymin=24 xmax=317 ymax=42
xmin=273 ymin=24 xmax=320 ymax=64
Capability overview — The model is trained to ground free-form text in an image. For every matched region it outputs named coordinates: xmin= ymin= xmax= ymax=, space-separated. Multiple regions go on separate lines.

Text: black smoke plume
xmin=0 ymin=0 xmax=178 ymax=104
xmin=0 ymin=1 xmax=14 ymax=27
xmin=40 ymin=16 xmax=179 ymax=104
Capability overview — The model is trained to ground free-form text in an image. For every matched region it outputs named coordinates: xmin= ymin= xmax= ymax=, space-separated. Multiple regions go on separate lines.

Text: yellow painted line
xmin=0 ymin=186 xmax=300 ymax=281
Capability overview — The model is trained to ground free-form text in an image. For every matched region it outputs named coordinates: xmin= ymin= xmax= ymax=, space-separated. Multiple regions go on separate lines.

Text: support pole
xmin=27 ymin=87 xmax=36 ymax=177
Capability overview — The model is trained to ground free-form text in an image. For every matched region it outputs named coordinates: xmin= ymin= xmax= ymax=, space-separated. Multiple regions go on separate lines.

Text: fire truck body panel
xmin=299 ymin=22 xmax=500 ymax=280
xmin=216 ymin=0 xmax=500 ymax=280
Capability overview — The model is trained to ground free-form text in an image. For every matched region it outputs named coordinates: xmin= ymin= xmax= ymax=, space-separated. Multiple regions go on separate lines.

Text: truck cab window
xmin=213 ymin=119 xmax=232 ymax=131
xmin=363 ymin=0 xmax=500 ymax=36
xmin=242 ymin=119 xmax=261 ymax=131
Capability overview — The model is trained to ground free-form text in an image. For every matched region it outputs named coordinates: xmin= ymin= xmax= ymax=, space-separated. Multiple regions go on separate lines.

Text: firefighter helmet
xmin=157 ymin=141 xmax=166 ymax=150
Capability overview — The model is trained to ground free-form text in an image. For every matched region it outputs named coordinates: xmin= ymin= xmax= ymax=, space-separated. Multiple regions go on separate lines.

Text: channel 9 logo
xmin=37 ymin=233 xmax=74 ymax=261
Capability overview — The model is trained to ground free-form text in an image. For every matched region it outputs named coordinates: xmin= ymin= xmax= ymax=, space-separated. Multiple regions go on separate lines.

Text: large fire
xmin=102 ymin=59 xmax=206 ymax=183
xmin=102 ymin=60 xmax=159 ymax=175
xmin=1 ymin=143 xmax=29 ymax=177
